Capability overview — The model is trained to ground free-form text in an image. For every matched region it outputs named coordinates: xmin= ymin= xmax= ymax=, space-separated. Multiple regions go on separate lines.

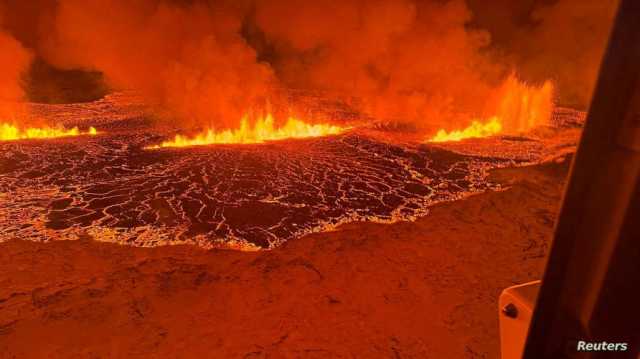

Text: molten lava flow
xmin=148 ymin=114 xmax=347 ymax=149
xmin=0 ymin=123 xmax=98 ymax=141
xmin=429 ymin=117 xmax=502 ymax=143
xmin=428 ymin=75 xmax=554 ymax=143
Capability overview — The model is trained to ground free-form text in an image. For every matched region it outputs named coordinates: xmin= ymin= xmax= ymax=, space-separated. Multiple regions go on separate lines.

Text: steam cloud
xmin=0 ymin=0 xmax=620 ymax=131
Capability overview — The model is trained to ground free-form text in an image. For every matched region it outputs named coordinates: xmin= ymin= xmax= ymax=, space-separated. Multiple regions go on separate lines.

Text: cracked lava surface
xmin=0 ymin=94 xmax=585 ymax=249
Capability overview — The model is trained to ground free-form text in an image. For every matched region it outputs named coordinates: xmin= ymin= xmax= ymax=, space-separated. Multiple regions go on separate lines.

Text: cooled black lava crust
xmin=0 ymin=130 xmax=514 ymax=248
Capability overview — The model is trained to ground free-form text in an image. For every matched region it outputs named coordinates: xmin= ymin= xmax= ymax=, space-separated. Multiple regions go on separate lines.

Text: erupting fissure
xmin=0 ymin=123 xmax=98 ymax=141
xmin=427 ymin=75 xmax=554 ymax=143
xmin=429 ymin=117 xmax=502 ymax=143
xmin=147 ymin=114 xmax=348 ymax=149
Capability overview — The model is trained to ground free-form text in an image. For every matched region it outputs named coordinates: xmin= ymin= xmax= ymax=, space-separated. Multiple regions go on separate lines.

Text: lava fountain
xmin=146 ymin=113 xmax=348 ymax=149
xmin=429 ymin=117 xmax=502 ymax=143
xmin=0 ymin=123 xmax=98 ymax=141
xmin=428 ymin=75 xmax=554 ymax=142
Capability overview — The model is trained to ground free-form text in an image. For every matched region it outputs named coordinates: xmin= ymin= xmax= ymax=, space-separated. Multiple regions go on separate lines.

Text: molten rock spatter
xmin=0 ymin=123 xmax=97 ymax=141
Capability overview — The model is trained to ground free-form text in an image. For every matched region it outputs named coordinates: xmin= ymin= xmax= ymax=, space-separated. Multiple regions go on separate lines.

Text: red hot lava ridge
xmin=0 ymin=95 xmax=584 ymax=249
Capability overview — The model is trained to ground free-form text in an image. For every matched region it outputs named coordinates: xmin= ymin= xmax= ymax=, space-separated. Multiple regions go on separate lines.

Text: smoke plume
xmin=254 ymin=0 xmax=505 ymax=130
xmin=475 ymin=0 xmax=619 ymax=109
xmin=0 ymin=0 xmax=621 ymax=132
xmin=521 ymin=0 xmax=618 ymax=108
xmin=41 ymin=0 xmax=275 ymax=129
xmin=0 ymin=4 xmax=32 ymax=119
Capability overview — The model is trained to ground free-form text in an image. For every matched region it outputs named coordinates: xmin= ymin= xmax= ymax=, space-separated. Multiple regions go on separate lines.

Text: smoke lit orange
xmin=0 ymin=123 xmax=98 ymax=141
xmin=147 ymin=114 xmax=347 ymax=149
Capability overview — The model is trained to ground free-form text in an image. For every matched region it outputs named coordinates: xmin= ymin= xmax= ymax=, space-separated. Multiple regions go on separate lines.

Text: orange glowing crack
xmin=147 ymin=114 xmax=348 ymax=149
xmin=1 ymin=123 xmax=98 ymax=141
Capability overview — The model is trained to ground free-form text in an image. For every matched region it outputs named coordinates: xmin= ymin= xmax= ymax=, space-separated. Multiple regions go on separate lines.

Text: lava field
xmin=0 ymin=94 xmax=584 ymax=249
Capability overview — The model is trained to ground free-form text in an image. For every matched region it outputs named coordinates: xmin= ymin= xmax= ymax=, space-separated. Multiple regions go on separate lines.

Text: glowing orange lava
xmin=0 ymin=123 xmax=98 ymax=141
xmin=496 ymin=75 xmax=554 ymax=133
xmin=147 ymin=114 xmax=347 ymax=149
xmin=428 ymin=75 xmax=554 ymax=143
xmin=429 ymin=117 xmax=502 ymax=143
